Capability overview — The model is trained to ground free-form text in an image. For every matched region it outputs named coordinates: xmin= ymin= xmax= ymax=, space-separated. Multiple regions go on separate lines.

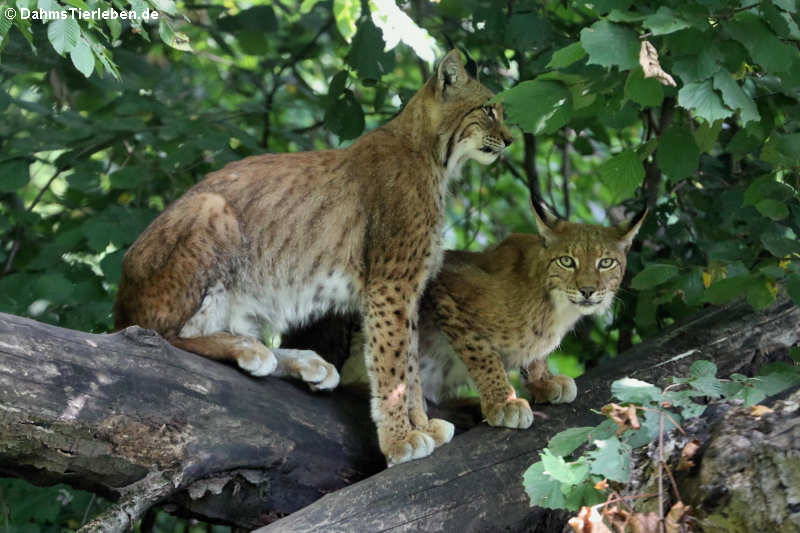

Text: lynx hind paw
xmin=273 ymin=349 xmax=340 ymax=391
xmin=386 ymin=430 xmax=437 ymax=467
xmin=236 ymin=344 xmax=278 ymax=377
xmin=485 ymin=398 xmax=534 ymax=429
xmin=528 ymin=374 xmax=577 ymax=404
xmin=425 ymin=418 xmax=455 ymax=447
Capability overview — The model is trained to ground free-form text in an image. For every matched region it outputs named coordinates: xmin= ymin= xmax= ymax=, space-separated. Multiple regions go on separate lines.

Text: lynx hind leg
xmin=271 ymin=348 xmax=340 ymax=391
xmin=171 ymin=334 xmax=278 ymax=376
xmin=406 ymin=340 xmax=454 ymax=447
xmin=525 ymin=358 xmax=577 ymax=404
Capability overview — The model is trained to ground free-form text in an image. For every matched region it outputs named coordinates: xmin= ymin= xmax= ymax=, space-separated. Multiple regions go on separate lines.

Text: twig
xmin=658 ymin=410 xmax=665 ymax=533
xmin=26 ymin=167 xmax=64 ymax=213
xmin=660 ymin=460 xmax=683 ymax=503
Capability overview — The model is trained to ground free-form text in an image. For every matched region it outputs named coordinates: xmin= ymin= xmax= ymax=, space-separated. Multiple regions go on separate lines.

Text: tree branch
xmin=0 ymin=297 xmax=797 ymax=530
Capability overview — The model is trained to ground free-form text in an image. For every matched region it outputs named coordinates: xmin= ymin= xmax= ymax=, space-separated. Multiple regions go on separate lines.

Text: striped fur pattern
xmin=114 ymin=50 xmax=512 ymax=466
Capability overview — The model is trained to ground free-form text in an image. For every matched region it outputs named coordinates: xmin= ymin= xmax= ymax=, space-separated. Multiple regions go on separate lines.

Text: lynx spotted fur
xmin=114 ymin=50 xmax=512 ymax=465
xmin=416 ymin=203 xmax=645 ymax=427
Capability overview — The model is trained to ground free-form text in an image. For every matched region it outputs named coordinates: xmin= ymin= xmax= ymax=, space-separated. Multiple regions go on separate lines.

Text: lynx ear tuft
xmin=530 ymin=197 xmax=560 ymax=245
xmin=619 ymin=208 xmax=648 ymax=251
xmin=437 ymin=49 xmax=468 ymax=96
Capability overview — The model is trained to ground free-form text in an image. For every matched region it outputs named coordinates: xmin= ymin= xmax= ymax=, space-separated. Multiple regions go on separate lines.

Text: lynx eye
xmin=598 ymin=258 xmax=617 ymax=270
xmin=482 ymin=105 xmax=496 ymax=121
xmin=557 ymin=256 xmax=576 ymax=269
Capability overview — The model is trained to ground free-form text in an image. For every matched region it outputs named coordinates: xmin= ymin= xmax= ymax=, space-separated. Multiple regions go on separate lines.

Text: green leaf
xmin=0 ymin=159 xmax=30 ymax=192
xmin=786 ymin=274 xmax=800 ymax=306
xmin=159 ymin=19 xmax=192 ymax=51
xmin=672 ymin=44 xmax=723 ymax=82
xmin=630 ymin=263 xmax=679 ymax=290
xmin=761 ymin=0 xmax=791 ymax=37
xmin=702 ymin=276 xmax=753 ymax=304
xmin=677 ymin=80 xmax=733 ymax=124
xmin=540 ymin=449 xmax=589 ymax=485
xmin=587 ymin=437 xmax=631 ymax=482
xmin=690 ymin=360 xmax=717 ymax=377
xmin=47 ymin=18 xmax=80 ymax=55
xmin=498 ymin=80 xmax=571 ymax=135
xmin=694 ymin=120 xmax=723 ymax=153
xmin=597 ymin=149 xmax=643 ymax=200
xmin=506 ymin=12 xmax=551 ymax=48
xmin=657 ymin=125 xmax=700 ymax=181
xmin=324 ymin=89 xmax=364 ymax=141
xmin=547 ymin=427 xmax=595 ymax=456
xmin=624 ymin=67 xmax=664 ymax=108
xmin=33 ymin=274 xmax=75 ymax=305
xmin=109 ymin=166 xmax=144 ymax=190
xmin=611 ymin=377 xmax=662 ymax=405
xmin=522 ymin=461 xmax=568 ymax=510
xmin=0 ymin=8 xmax=13 ymax=39
xmin=743 ymin=175 xmax=796 ymax=206
xmin=345 ymin=18 xmax=395 ymax=81
xmin=755 ymin=199 xmax=789 ymax=220
xmin=148 ymin=0 xmax=179 ymax=16
xmin=712 ymin=71 xmax=760 ymax=125
xmin=106 ymin=16 xmax=122 ymax=41
xmin=548 ymin=42 xmax=586 ymax=69
xmin=725 ymin=13 xmax=799 ymax=74
xmin=642 ymin=7 xmax=691 ymax=36
xmin=70 ymin=38 xmax=94 ymax=78
xmin=752 ymin=367 xmax=800 ymax=396
xmin=747 ymin=278 xmax=776 ymax=309
xmin=761 ymin=134 xmax=800 ymax=168
xmin=334 ymin=0 xmax=361 ymax=42
xmin=790 ymin=347 xmax=800 ymax=363
xmin=580 ymin=20 xmax=639 ymax=70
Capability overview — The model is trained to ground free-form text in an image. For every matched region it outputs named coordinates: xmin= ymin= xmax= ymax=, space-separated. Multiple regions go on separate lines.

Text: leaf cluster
xmin=522 ymin=359 xmax=800 ymax=512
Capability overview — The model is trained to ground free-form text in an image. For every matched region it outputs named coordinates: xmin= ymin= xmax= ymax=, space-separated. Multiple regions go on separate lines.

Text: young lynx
xmin=417 ymin=203 xmax=645 ymax=428
xmin=114 ymin=50 xmax=512 ymax=465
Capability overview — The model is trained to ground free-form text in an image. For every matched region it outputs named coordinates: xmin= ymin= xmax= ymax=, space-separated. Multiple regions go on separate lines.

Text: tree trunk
xmin=0 ymin=297 xmax=797 ymax=531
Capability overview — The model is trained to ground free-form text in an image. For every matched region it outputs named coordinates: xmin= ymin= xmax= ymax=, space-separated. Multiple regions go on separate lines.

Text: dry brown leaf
xmin=750 ymin=405 xmax=774 ymax=418
xmin=665 ymin=501 xmax=692 ymax=533
xmin=639 ymin=41 xmax=677 ymax=87
xmin=629 ymin=512 xmax=661 ymax=533
xmin=569 ymin=505 xmax=614 ymax=533
xmin=677 ymin=439 xmax=702 ymax=471
xmin=602 ymin=403 xmax=641 ymax=435
xmin=594 ymin=479 xmax=610 ymax=491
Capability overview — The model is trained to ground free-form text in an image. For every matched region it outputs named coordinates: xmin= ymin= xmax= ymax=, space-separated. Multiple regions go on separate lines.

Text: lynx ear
xmin=437 ymin=49 xmax=469 ymax=97
xmin=619 ymin=208 xmax=648 ymax=251
xmin=531 ymin=198 xmax=559 ymax=246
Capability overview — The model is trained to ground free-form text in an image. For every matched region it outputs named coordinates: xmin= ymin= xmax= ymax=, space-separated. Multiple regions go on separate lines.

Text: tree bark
xmin=0 ymin=297 xmax=797 ymax=531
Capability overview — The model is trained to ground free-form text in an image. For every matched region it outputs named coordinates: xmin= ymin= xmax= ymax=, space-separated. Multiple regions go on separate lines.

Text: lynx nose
xmin=579 ymin=287 xmax=595 ymax=299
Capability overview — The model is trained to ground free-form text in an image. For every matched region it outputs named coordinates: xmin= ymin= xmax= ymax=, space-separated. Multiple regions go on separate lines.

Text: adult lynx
xmin=114 ymin=50 xmax=512 ymax=465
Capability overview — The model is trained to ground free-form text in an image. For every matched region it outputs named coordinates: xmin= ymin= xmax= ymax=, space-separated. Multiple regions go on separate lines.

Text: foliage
xmin=1 ymin=0 xmax=799 ymax=528
xmin=522 ymin=360 xmax=800 ymax=512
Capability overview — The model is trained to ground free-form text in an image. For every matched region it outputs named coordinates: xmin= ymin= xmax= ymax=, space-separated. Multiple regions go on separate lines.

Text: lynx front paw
xmin=385 ymin=430 xmax=437 ymax=466
xmin=484 ymin=398 xmax=534 ymax=429
xmin=527 ymin=374 xmax=577 ymax=404
xmin=236 ymin=345 xmax=278 ymax=377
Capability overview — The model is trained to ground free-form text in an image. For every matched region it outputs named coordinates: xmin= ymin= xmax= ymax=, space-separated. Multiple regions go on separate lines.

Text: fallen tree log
xmin=0 ymin=297 xmax=797 ymax=531
xmin=258 ymin=297 xmax=800 ymax=533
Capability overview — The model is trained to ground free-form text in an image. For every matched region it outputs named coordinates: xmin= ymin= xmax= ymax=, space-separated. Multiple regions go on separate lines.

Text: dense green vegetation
xmin=1 ymin=0 xmax=798 ymax=530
